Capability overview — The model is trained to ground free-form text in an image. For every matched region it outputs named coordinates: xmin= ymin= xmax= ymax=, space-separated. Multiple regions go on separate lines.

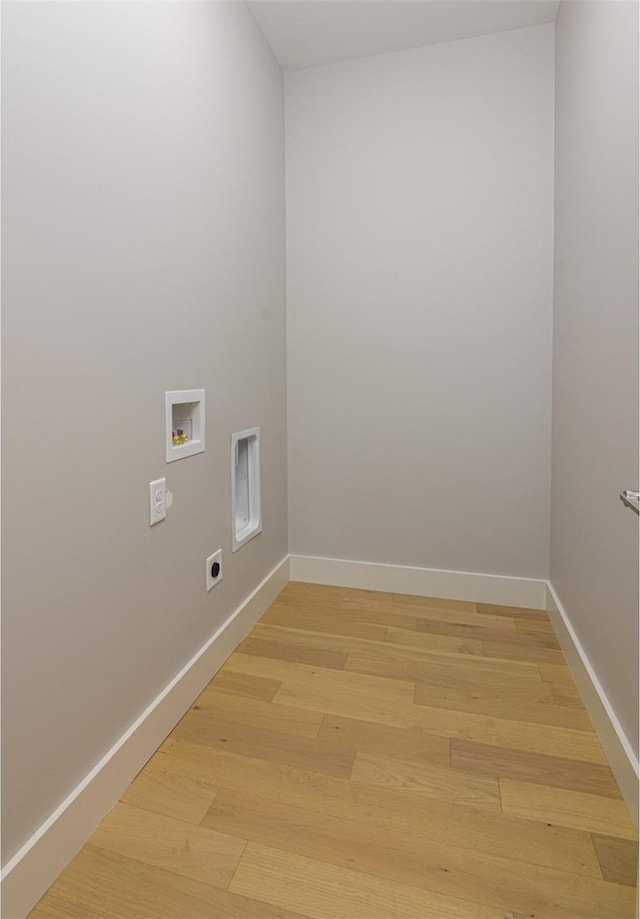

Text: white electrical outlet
xmin=149 ymin=478 xmax=166 ymax=526
xmin=206 ymin=549 xmax=222 ymax=591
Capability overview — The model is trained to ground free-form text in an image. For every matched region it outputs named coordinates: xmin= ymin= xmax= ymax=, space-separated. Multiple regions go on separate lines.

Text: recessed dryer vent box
xmin=165 ymin=390 xmax=205 ymax=462
xmin=231 ymin=426 xmax=262 ymax=551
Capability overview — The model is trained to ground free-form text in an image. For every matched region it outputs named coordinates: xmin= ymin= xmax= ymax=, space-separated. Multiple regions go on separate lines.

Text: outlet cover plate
xmin=206 ymin=549 xmax=222 ymax=591
xmin=149 ymin=478 xmax=166 ymax=526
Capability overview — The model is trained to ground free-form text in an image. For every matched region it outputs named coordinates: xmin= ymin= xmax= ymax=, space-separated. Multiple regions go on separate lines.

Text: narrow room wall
xmin=551 ymin=0 xmax=639 ymax=761
xmin=286 ymin=24 xmax=555 ymax=580
xmin=2 ymin=1 xmax=287 ymax=866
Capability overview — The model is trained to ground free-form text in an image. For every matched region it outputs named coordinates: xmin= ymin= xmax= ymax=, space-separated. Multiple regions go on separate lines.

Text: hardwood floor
xmin=29 ymin=582 xmax=638 ymax=919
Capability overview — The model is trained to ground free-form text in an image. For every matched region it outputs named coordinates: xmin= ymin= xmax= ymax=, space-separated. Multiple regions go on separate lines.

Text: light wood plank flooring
xmin=29 ymin=582 xmax=638 ymax=919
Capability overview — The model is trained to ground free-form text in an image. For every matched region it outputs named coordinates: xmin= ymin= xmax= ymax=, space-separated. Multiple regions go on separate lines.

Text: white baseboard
xmin=290 ymin=554 xmax=547 ymax=609
xmin=546 ymin=582 xmax=639 ymax=827
xmin=0 ymin=556 xmax=290 ymax=919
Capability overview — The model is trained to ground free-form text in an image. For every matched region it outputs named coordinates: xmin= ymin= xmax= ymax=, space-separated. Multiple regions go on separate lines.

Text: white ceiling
xmin=247 ymin=0 xmax=560 ymax=71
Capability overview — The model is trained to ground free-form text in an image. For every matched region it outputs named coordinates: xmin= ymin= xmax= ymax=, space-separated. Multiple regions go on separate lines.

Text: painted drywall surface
xmin=551 ymin=1 xmax=639 ymax=757
xmin=286 ymin=26 xmax=554 ymax=578
xmin=2 ymin=2 xmax=286 ymax=862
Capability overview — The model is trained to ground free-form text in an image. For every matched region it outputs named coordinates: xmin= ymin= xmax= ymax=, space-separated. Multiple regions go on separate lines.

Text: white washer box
xmin=165 ymin=390 xmax=205 ymax=462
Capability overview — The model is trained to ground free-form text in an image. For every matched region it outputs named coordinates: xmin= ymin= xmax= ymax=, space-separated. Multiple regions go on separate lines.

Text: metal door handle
xmin=620 ymin=490 xmax=640 ymax=514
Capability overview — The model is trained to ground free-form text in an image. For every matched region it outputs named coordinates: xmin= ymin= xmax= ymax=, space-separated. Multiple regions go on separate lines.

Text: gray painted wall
xmin=551 ymin=0 xmax=639 ymax=758
xmin=1 ymin=1 xmax=287 ymax=863
xmin=4 ymin=0 xmax=638 ymax=876
xmin=286 ymin=25 xmax=555 ymax=578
